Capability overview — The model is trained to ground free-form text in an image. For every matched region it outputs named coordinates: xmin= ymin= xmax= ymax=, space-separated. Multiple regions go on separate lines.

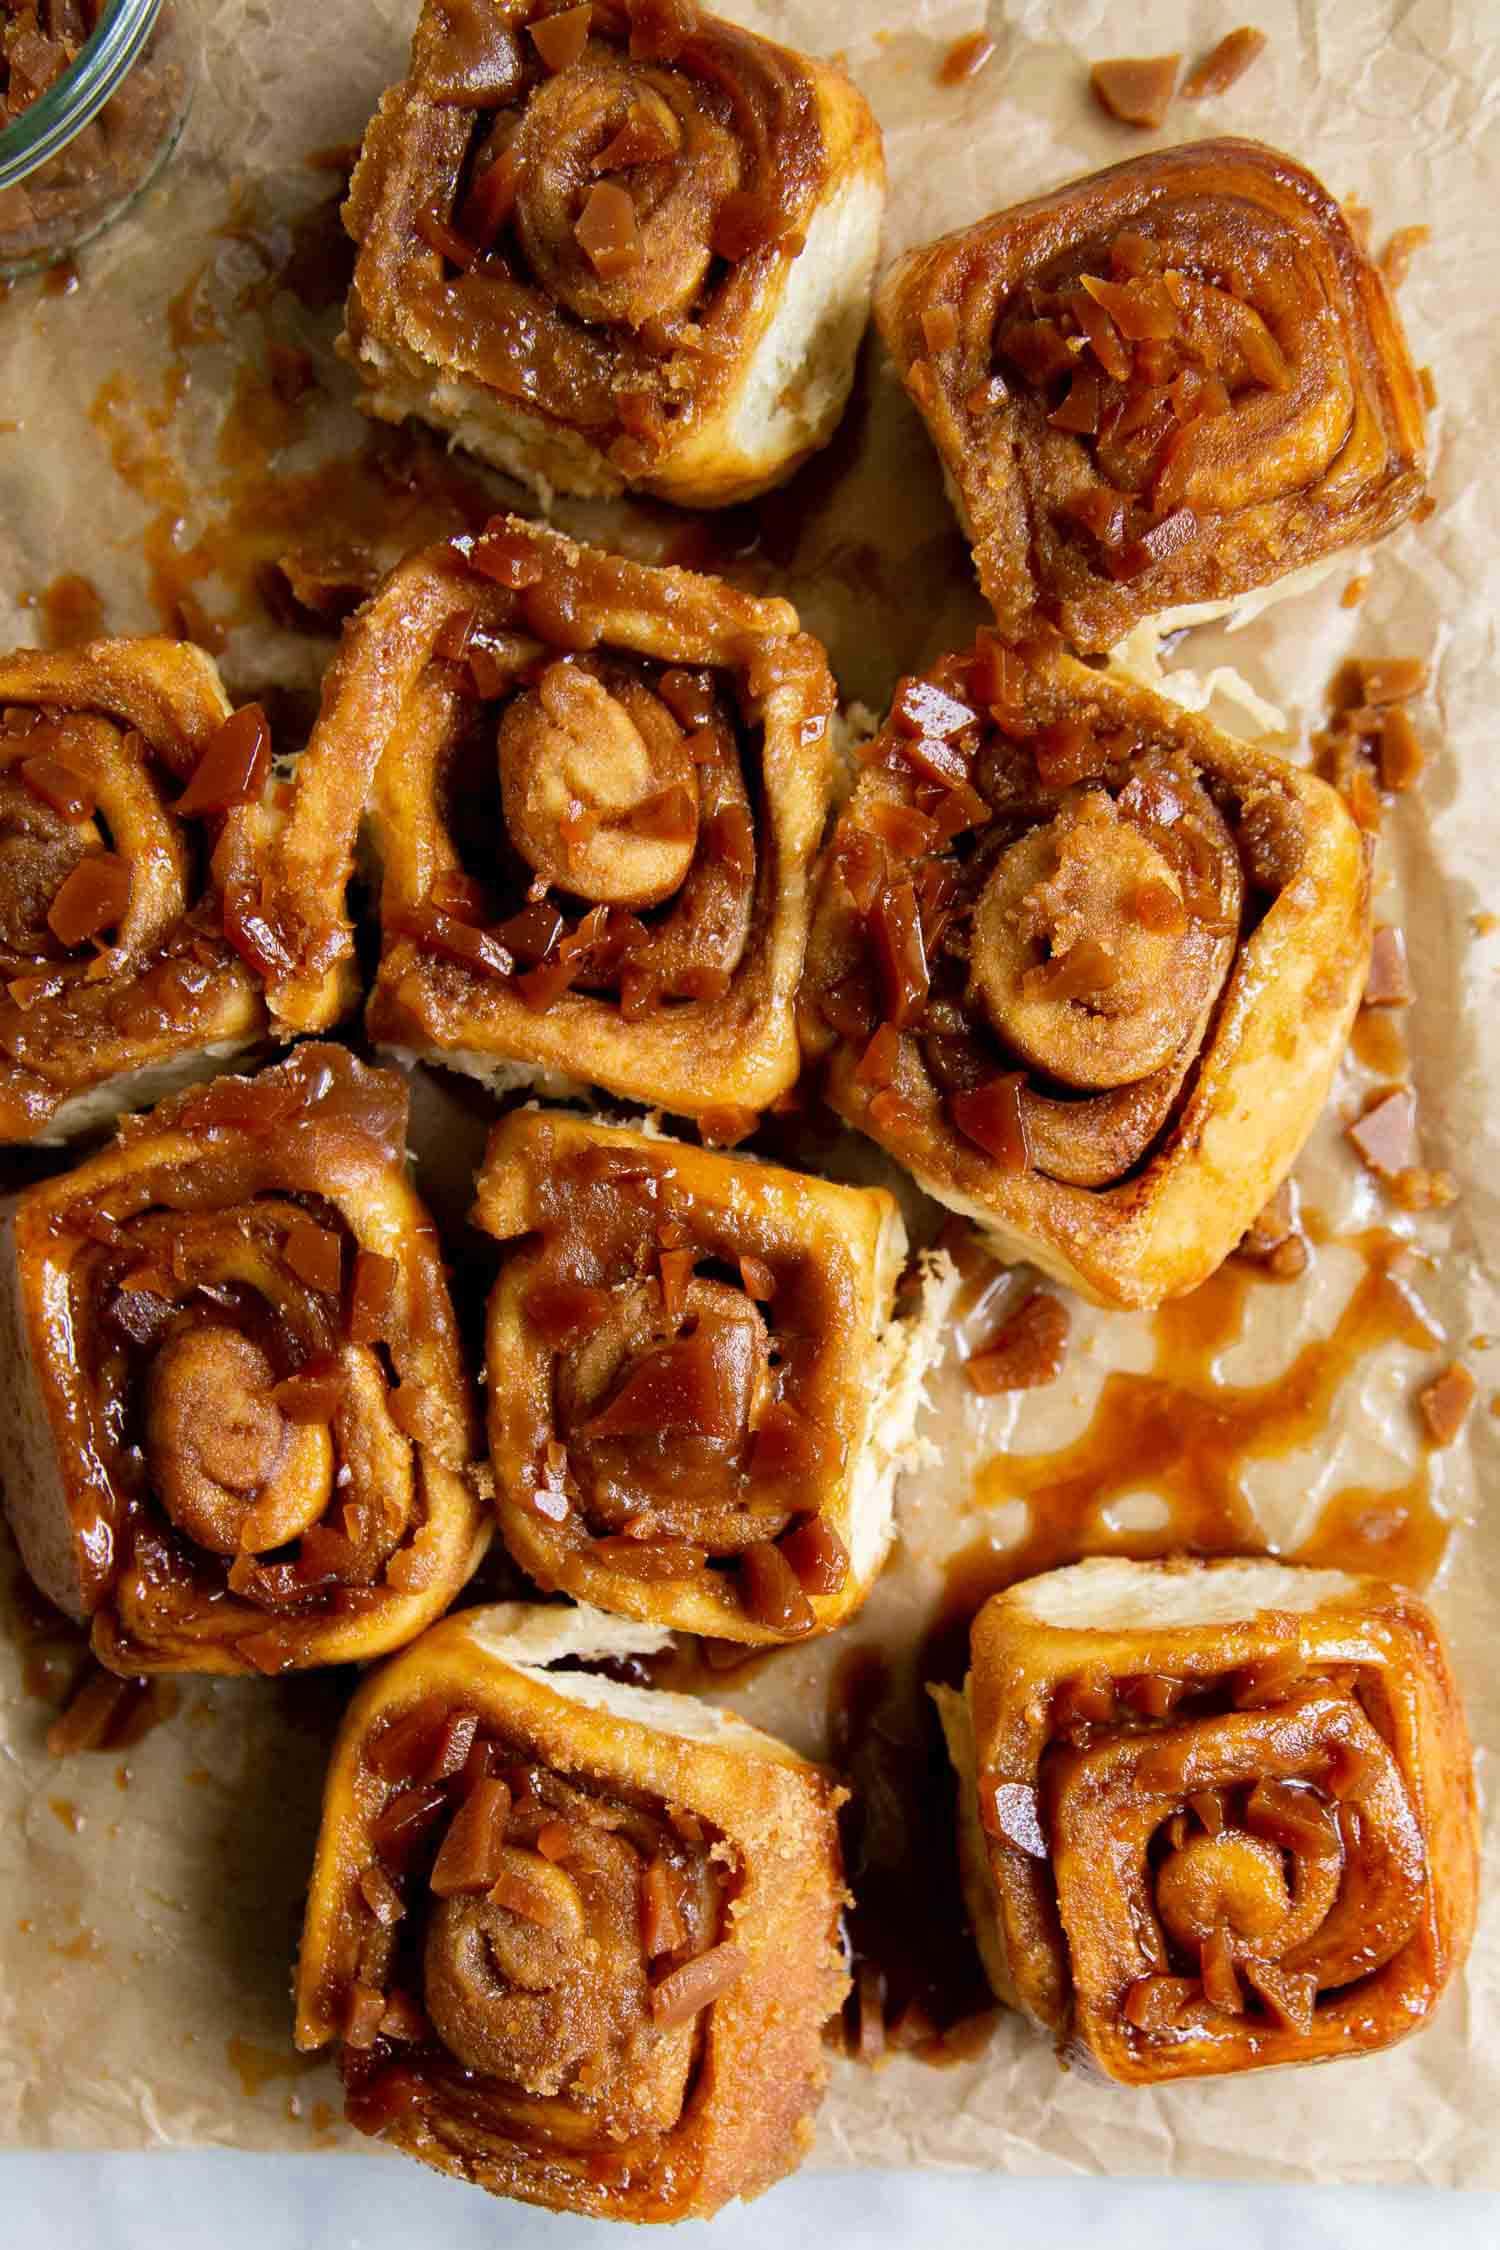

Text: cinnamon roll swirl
xmin=267 ymin=517 xmax=833 ymax=1123
xmin=295 ymin=1602 xmax=848 ymax=2219
xmin=0 ymin=1044 xmax=485 ymax=1674
xmin=876 ymin=140 xmax=1427 ymax=652
xmin=341 ymin=0 xmax=885 ymax=504
xmin=800 ymin=631 xmax=1371 ymax=1307
xmin=475 ymin=1109 xmax=948 ymax=1641
xmin=935 ymin=1558 xmax=1478 ymax=2082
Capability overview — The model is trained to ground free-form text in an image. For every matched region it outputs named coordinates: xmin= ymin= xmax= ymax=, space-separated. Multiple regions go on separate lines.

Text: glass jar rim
xmin=0 ymin=0 xmax=163 ymax=193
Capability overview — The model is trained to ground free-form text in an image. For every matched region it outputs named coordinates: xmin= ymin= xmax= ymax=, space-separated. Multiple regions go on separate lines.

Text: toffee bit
xmin=650 ymin=1942 xmax=745 ymax=2026
xmin=1347 ymin=1086 xmax=1417 ymax=1179
xmin=1377 ymin=705 xmax=1424 ymax=793
xmin=738 ymin=1540 xmax=816 ymax=1636
xmin=358 ymin=1863 xmax=407 ymax=1927
xmin=965 ymin=1291 xmax=1070 ymax=1394
xmin=21 ymin=753 xmax=97 ymax=822
xmin=778 ymin=1513 xmax=849 ymax=1596
xmin=46 ymin=1666 xmax=152 ymax=1758
xmin=1181 ymin=27 xmax=1267 ymax=99
xmin=1356 ymin=656 xmax=1427 ymax=706
xmin=949 ymin=1073 xmax=1031 ymax=1172
xmin=938 ymin=31 xmax=995 ymax=86
xmin=1236 ymin=1179 xmax=1308 ymax=1280
xmin=47 ymin=853 xmax=131 ymax=948
xmin=1380 ymin=224 xmax=1430 ymax=291
xmin=529 ymin=3 xmax=591 ymax=73
xmin=1418 ymin=1363 xmax=1476 ymax=1448
xmin=1090 ymin=54 xmax=1180 ymax=130
xmin=430 ymin=1778 xmax=514 ymax=1898
xmin=575 ymin=182 xmax=641 ymax=279
xmin=344 ymin=1983 xmax=387 ymax=2050
xmin=1388 ymin=1165 xmax=1457 ymax=1211
xmin=1364 ymin=925 xmax=1413 ymax=1008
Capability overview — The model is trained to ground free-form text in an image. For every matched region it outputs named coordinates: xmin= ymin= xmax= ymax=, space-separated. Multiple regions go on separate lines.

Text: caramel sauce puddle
xmin=83 ymin=187 xmax=500 ymax=674
xmin=225 ymin=2034 xmax=324 ymax=2101
xmin=968 ymin=1228 xmax=1448 ymax=1594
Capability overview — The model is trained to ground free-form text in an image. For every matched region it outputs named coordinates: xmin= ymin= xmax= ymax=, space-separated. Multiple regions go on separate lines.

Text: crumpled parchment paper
xmin=0 ymin=0 xmax=1496 ymax=2190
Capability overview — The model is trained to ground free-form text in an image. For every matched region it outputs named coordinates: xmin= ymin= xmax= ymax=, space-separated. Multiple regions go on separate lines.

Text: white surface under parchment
xmin=0 ymin=0 xmax=1496 ymax=2193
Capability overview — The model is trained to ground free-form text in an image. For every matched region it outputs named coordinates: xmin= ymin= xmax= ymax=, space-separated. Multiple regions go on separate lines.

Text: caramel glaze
xmin=226 ymin=2034 xmax=325 ymax=2101
xmin=88 ymin=361 xmax=498 ymax=671
xmin=28 ymin=572 xmax=105 ymax=647
xmin=5 ymin=1548 xmax=177 ymax=1750
xmin=969 ymin=1226 xmax=1448 ymax=1590
xmin=82 ymin=181 xmax=500 ymax=675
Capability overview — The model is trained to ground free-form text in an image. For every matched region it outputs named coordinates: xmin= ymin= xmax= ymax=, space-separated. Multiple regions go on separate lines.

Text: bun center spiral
xmin=970 ymin=789 xmax=1200 ymax=1089
xmin=510 ymin=54 xmax=741 ymax=328
xmin=499 ymin=661 xmax=700 ymax=908
xmin=145 ymin=1321 xmax=334 ymax=1556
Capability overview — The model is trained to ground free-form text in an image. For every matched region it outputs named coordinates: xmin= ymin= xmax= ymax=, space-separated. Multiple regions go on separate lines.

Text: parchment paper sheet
xmin=0 ymin=0 xmax=1497 ymax=2190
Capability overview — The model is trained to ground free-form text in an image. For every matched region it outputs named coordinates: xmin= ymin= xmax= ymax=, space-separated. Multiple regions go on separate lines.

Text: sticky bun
xmin=295 ymin=1601 xmax=848 ymax=2218
xmin=935 ymin=1557 xmax=1477 ymax=2082
xmin=341 ymin=0 xmax=885 ymax=504
xmin=475 ymin=1108 xmax=949 ymax=1641
xmin=800 ymin=631 xmax=1370 ymax=1307
xmin=876 ymin=139 xmax=1427 ymax=652
xmin=0 ymin=636 xmax=300 ymax=1141
xmin=267 ymin=516 xmax=834 ymax=1124
xmin=0 ymin=1044 xmax=485 ymax=1674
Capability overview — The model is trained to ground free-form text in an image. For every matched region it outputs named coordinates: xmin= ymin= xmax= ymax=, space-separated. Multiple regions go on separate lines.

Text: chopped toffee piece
xmin=1364 ymin=926 xmax=1413 ymax=1007
xmin=965 ymin=1291 xmax=1071 ymax=1394
xmin=1348 ymin=1086 xmax=1418 ymax=1179
xmin=1181 ymin=27 xmax=1267 ymax=99
xmin=1418 ymin=1364 xmax=1476 ymax=1449
xmin=1090 ymin=55 xmax=1180 ymax=129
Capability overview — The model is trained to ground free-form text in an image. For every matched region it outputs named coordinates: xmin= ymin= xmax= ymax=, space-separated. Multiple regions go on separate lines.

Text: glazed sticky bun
xmin=0 ymin=1044 xmax=485 ymax=1674
xmin=295 ymin=1602 xmax=849 ymax=2218
xmin=800 ymin=630 xmax=1370 ymax=1306
xmin=266 ymin=516 xmax=834 ymax=1125
xmin=475 ymin=1109 xmax=948 ymax=1641
xmin=0 ymin=636 xmax=304 ymax=1141
xmin=876 ymin=139 xmax=1427 ymax=651
xmin=935 ymin=1558 xmax=1477 ymax=2082
xmin=341 ymin=0 xmax=885 ymax=504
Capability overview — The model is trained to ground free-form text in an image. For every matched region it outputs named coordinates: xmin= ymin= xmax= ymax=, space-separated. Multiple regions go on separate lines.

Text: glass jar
xmin=0 ymin=0 xmax=198 ymax=278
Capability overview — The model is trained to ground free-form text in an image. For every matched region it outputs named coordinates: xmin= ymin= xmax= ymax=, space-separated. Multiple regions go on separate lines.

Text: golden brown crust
xmin=800 ymin=631 xmax=1371 ymax=1308
xmin=294 ymin=1603 xmax=849 ymax=2220
xmin=473 ymin=1107 xmax=907 ymax=1641
xmin=342 ymin=0 xmax=885 ymax=504
xmin=0 ymin=637 xmax=275 ymax=1141
xmin=0 ymin=1043 xmax=486 ymax=1675
xmin=876 ymin=138 xmax=1427 ymax=651
xmin=955 ymin=1558 xmax=1478 ymax=2083
xmin=266 ymin=516 xmax=834 ymax=1119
